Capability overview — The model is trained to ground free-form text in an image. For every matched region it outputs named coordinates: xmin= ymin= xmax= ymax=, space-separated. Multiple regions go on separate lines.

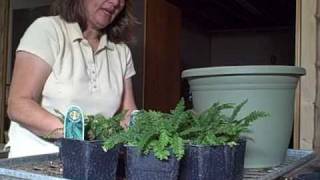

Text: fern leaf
xmin=229 ymin=99 xmax=248 ymax=121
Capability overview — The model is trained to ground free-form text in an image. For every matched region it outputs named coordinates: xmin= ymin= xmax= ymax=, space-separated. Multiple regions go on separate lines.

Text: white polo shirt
xmin=7 ymin=16 xmax=136 ymax=157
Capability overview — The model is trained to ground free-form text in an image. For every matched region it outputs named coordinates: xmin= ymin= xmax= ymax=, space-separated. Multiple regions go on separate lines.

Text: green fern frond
xmin=229 ymin=99 xmax=248 ymax=121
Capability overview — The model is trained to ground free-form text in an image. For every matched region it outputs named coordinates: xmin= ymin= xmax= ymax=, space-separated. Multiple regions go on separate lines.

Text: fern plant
xmin=102 ymin=99 xmax=267 ymax=160
xmin=103 ymin=100 xmax=192 ymax=160
xmin=85 ymin=112 xmax=125 ymax=141
xmin=180 ymin=100 xmax=269 ymax=146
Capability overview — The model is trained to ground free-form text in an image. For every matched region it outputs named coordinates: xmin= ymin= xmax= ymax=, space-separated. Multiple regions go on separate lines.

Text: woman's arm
xmin=7 ymin=52 xmax=63 ymax=138
xmin=119 ymin=78 xmax=137 ymax=128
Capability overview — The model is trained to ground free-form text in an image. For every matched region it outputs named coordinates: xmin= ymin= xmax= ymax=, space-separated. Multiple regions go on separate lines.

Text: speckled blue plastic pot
xmin=126 ymin=146 xmax=180 ymax=180
xmin=60 ymin=138 xmax=119 ymax=180
xmin=179 ymin=139 xmax=246 ymax=180
xmin=295 ymin=172 xmax=320 ymax=180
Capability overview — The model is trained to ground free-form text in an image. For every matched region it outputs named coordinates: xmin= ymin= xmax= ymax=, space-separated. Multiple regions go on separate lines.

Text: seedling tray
xmin=0 ymin=149 xmax=314 ymax=180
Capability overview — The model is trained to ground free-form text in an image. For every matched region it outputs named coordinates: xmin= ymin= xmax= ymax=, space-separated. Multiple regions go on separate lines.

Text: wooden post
xmin=314 ymin=0 xmax=320 ymax=152
xmin=0 ymin=0 xmax=10 ymax=143
xmin=294 ymin=0 xmax=302 ymax=149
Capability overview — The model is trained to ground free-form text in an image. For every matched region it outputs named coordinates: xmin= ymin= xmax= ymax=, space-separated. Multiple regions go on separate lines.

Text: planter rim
xmin=186 ymin=139 xmax=246 ymax=148
xmin=181 ymin=65 xmax=306 ymax=78
xmin=186 ymin=144 xmax=233 ymax=148
xmin=124 ymin=144 xmax=137 ymax=147
xmin=60 ymin=138 xmax=107 ymax=148
xmin=61 ymin=138 xmax=103 ymax=143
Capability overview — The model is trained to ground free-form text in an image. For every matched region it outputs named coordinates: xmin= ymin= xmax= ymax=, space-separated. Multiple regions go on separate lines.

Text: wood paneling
xmin=144 ymin=0 xmax=182 ymax=112
xmin=314 ymin=0 xmax=320 ymax=152
xmin=0 ymin=0 xmax=10 ymax=143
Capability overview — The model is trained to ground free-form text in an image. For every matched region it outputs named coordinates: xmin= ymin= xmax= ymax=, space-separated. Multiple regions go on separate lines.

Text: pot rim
xmin=186 ymin=138 xmax=246 ymax=148
xmin=182 ymin=65 xmax=306 ymax=78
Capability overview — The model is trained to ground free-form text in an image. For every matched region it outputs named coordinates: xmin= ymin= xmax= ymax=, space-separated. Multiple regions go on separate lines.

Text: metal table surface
xmin=281 ymin=153 xmax=320 ymax=179
xmin=243 ymin=149 xmax=315 ymax=180
xmin=0 ymin=153 xmax=66 ymax=180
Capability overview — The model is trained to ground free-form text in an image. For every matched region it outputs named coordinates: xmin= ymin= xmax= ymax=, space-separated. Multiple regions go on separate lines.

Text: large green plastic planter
xmin=182 ymin=65 xmax=305 ymax=168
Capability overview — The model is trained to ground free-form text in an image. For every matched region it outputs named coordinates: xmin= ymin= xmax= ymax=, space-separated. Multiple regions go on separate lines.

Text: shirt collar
xmin=99 ymin=34 xmax=115 ymax=51
xmin=67 ymin=21 xmax=114 ymax=51
xmin=68 ymin=21 xmax=83 ymax=42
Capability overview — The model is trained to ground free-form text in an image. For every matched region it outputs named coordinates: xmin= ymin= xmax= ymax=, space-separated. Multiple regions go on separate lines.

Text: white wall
xmin=210 ymin=30 xmax=295 ymax=66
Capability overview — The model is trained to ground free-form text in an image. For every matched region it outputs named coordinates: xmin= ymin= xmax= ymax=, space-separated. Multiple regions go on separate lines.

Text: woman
xmin=6 ymin=0 xmax=137 ymax=158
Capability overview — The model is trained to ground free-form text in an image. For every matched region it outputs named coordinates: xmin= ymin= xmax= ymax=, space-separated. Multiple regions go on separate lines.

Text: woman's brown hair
xmin=50 ymin=0 xmax=137 ymax=43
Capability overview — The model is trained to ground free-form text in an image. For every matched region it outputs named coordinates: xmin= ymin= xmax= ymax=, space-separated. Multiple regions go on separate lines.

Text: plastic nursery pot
xmin=59 ymin=138 xmax=119 ymax=180
xmin=179 ymin=139 xmax=246 ymax=180
xmin=182 ymin=65 xmax=305 ymax=168
xmin=126 ymin=146 xmax=180 ymax=180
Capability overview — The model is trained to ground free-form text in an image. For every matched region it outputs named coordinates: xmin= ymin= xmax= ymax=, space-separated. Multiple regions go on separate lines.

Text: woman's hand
xmin=119 ymin=78 xmax=137 ymax=130
xmin=44 ymin=127 xmax=64 ymax=139
xmin=120 ymin=118 xmax=130 ymax=130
